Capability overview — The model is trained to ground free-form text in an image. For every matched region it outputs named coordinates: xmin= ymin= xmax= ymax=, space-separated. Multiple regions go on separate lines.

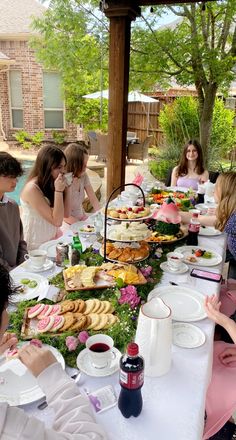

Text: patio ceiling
xmin=101 ymin=0 xmax=216 ymax=197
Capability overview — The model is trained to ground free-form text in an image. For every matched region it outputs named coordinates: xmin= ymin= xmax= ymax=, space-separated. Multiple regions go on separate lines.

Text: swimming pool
xmin=6 ymin=160 xmax=33 ymax=204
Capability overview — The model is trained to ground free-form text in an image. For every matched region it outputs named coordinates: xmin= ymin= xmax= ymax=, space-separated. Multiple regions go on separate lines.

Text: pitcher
xmin=135 ymin=297 xmax=172 ymax=377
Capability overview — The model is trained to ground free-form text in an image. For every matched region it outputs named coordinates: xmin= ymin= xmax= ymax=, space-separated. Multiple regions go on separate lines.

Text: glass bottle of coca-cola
xmin=118 ymin=342 xmax=144 ymax=418
xmin=187 ymin=211 xmax=201 ymax=246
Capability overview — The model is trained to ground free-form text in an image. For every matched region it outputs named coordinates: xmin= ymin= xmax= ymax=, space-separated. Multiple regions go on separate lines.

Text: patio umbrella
xmin=83 ymin=90 xmax=158 ymax=134
xmin=83 ymin=89 xmax=156 ymax=103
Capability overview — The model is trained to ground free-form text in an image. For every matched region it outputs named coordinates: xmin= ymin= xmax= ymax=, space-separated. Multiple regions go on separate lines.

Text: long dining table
xmin=11 ymin=230 xmax=227 ymax=440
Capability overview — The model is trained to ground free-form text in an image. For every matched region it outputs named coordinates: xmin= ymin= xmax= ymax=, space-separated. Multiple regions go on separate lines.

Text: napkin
xmin=37 ymin=285 xmax=60 ymax=302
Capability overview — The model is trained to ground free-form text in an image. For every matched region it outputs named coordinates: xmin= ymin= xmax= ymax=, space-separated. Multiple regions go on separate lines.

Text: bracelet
xmin=55 ymin=190 xmax=63 ymax=193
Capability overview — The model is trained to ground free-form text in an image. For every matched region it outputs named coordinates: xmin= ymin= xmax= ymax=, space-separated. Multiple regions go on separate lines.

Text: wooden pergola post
xmin=104 ymin=3 xmax=141 ymax=198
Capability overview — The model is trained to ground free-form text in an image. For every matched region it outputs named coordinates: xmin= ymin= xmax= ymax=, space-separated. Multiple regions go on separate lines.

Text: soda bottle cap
xmin=127 ymin=342 xmax=139 ymax=356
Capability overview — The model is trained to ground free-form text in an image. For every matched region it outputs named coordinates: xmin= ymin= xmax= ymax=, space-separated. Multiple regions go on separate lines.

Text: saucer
xmin=172 ymin=323 xmax=206 ymax=348
xmin=76 ymin=347 xmax=121 ymax=377
xmin=160 ymin=262 xmax=189 ymax=274
xmin=23 ymin=259 xmax=54 ymax=273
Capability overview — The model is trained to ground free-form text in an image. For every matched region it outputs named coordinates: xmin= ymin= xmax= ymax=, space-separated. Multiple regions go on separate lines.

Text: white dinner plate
xmin=70 ymin=221 xmax=96 ymax=235
xmin=21 ymin=259 xmax=54 ymax=273
xmin=199 ymin=227 xmax=222 ymax=237
xmin=175 ymin=246 xmax=222 ymax=267
xmin=101 ymin=228 xmax=151 ymax=243
xmin=39 ymin=237 xmax=71 ymax=259
xmin=160 ymin=261 xmax=189 ymax=274
xmin=77 ymin=347 xmax=121 ymax=377
xmin=10 ymin=272 xmax=49 ymax=303
xmin=172 ymin=323 xmax=206 ymax=348
xmin=106 ymin=213 xmax=153 ymax=222
xmin=148 ymin=286 xmax=207 ymax=321
xmin=0 ymin=344 xmax=65 ymax=406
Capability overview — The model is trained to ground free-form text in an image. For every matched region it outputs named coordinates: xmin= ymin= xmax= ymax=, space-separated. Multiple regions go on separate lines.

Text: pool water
xmin=6 ymin=160 xmax=33 ymax=204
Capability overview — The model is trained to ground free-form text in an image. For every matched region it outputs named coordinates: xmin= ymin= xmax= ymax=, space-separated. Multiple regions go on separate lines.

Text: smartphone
xmin=190 ymin=268 xmax=222 ymax=283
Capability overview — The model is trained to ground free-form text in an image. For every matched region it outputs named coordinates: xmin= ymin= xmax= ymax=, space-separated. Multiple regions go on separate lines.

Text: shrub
xmin=31 ymin=131 xmax=44 ymax=146
xmin=149 ymin=97 xmax=236 ymax=180
xmin=52 ymin=131 xmax=66 ymax=145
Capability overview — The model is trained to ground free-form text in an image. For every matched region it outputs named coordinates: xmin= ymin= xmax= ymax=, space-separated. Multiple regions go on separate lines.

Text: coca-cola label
xmin=119 ymin=370 xmax=144 ymax=390
xmin=188 ymin=223 xmax=200 ymax=233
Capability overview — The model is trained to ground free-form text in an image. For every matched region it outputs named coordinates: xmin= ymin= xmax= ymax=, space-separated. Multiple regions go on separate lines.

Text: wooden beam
xmin=104 ymin=3 xmax=141 ymax=198
xmin=137 ymin=0 xmax=216 ymax=4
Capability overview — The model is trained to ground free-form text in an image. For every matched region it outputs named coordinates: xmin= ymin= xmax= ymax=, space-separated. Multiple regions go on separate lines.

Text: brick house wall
xmin=0 ymin=39 xmax=77 ymax=141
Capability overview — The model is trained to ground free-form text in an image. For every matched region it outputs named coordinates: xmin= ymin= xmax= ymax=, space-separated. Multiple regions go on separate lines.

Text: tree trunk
xmin=199 ymin=84 xmax=217 ymax=166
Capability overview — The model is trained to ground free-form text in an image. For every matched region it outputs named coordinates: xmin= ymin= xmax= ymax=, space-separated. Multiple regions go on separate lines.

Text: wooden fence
xmin=127 ymin=99 xmax=168 ymax=146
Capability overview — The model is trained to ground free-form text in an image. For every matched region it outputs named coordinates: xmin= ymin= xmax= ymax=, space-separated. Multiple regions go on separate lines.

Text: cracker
xmin=96 ymin=302 xmax=106 ymax=314
xmin=91 ymin=298 xmax=101 ymax=313
xmin=102 ymin=300 xmax=112 ymax=314
xmin=104 ymin=314 xmax=118 ymax=329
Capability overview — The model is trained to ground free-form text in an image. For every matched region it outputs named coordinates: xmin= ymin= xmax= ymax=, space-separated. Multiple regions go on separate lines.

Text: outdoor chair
xmin=96 ymin=132 xmax=108 ymax=162
xmin=165 ymin=168 xmax=220 ymax=187
xmin=127 ymin=135 xmax=153 ymax=162
xmin=87 ymin=131 xmax=100 ymax=158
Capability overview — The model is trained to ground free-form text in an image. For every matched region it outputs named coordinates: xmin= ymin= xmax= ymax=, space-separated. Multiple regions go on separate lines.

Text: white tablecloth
xmin=13 ymin=233 xmax=227 ymax=440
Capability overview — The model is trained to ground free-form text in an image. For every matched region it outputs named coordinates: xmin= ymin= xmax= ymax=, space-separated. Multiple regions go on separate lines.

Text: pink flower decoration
xmin=66 ymin=336 xmax=79 ymax=352
xmin=78 ymin=331 xmax=89 ymax=343
xmin=119 ymin=285 xmax=141 ymax=309
xmin=140 ymin=265 xmax=152 ymax=278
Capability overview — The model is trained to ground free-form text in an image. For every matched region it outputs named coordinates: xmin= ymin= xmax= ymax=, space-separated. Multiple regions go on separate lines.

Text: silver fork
xmin=37 ymin=371 xmax=81 ymax=410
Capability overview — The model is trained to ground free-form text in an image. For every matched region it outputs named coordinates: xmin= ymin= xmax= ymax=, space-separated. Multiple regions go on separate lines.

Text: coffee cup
xmin=24 ymin=249 xmax=47 ymax=268
xmin=86 ymin=334 xmax=114 ymax=369
xmin=167 ymin=252 xmax=184 ymax=271
xmin=64 ymin=172 xmax=73 ymax=186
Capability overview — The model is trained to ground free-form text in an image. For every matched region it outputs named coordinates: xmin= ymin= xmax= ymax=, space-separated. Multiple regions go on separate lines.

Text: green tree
xmin=32 ymin=0 xmax=109 ymax=128
xmin=131 ymin=1 xmax=236 ymax=160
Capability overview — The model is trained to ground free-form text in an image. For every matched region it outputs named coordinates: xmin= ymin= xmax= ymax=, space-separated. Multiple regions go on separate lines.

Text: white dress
xmin=20 ymin=189 xmax=59 ymax=250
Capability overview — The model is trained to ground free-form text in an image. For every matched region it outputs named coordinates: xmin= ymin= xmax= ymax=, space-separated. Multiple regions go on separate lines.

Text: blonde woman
xmin=64 ymin=143 xmax=100 ymax=224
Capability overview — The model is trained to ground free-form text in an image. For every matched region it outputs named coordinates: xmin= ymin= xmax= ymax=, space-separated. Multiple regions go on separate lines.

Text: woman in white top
xmin=21 ymin=145 xmax=71 ymax=250
xmin=0 ymin=263 xmax=107 ymax=440
xmin=64 ymin=143 xmax=100 ymax=224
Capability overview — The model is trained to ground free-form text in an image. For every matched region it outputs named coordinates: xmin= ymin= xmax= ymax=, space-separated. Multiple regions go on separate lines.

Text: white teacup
xmin=86 ymin=334 xmax=114 ymax=369
xmin=64 ymin=172 xmax=73 ymax=186
xmin=24 ymin=249 xmax=47 ymax=268
xmin=167 ymin=252 xmax=184 ymax=271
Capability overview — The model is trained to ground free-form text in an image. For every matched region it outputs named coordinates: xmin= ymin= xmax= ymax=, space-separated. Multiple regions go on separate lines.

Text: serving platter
xmin=63 ymin=263 xmax=147 ymax=291
xmin=100 ymin=241 xmax=149 ymax=263
xmin=101 ymin=225 xmax=151 ymax=243
xmin=175 ymin=245 xmax=222 ymax=267
xmin=148 ymin=285 xmax=206 ymax=322
xmin=145 ymin=228 xmax=187 ymax=244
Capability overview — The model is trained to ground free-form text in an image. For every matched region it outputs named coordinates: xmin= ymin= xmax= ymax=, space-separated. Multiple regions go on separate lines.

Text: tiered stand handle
xmin=103 ymin=183 xmax=145 ymax=262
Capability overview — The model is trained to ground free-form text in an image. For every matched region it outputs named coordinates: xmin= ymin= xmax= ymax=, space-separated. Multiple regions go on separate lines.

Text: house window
xmin=43 ymin=72 xmax=64 ymax=129
xmin=9 ymin=70 xmax=23 ymax=128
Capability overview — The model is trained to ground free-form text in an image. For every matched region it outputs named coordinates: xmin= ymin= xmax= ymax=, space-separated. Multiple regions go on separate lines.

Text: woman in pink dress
xmin=171 ymin=140 xmax=209 ymax=190
xmin=203 ymin=295 xmax=236 ymax=439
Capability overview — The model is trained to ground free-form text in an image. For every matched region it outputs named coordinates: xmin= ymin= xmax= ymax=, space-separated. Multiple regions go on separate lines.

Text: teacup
xmin=64 ymin=172 xmax=73 ymax=186
xmin=86 ymin=334 xmax=114 ymax=369
xmin=166 ymin=252 xmax=184 ymax=271
xmin=24 ymin=249 xmax=47 ymax=269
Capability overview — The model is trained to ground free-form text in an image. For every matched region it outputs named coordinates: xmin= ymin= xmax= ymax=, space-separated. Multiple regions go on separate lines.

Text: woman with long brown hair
xmin=64 ymin=143 xmax=100 ymax=224
xmin=171 ymin=139 xmax=209 ymax=190
xmin=20 ymin=145 xmax=71 ymax=250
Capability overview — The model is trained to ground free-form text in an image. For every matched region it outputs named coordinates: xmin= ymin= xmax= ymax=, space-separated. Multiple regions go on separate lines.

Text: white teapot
xmin=135 ymin=297 xmax=172 ymax=377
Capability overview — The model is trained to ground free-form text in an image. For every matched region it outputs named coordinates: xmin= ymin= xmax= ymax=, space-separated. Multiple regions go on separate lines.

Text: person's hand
xmin=204 ymin=295 xmax=228 ymax=327
xmin=0 ymin=333 xmax=18 ymax=355
xmin=54 ymin=173 xmax=66 ymax=192
xmin=219 ymin=346 xmax=236 ymax=365
xmin=18 ymin=345 xmax=57 ymax=377
xmin=207 ymin=207 xmax=216 ymax=216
